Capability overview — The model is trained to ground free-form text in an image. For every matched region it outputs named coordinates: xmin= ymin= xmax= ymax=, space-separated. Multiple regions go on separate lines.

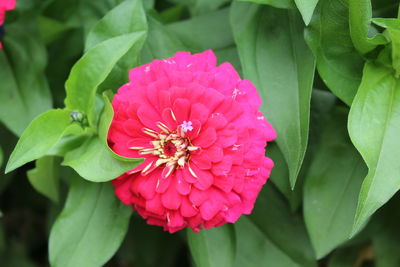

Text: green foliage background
xmin=1 ymin=0 xmax=400 ymax=266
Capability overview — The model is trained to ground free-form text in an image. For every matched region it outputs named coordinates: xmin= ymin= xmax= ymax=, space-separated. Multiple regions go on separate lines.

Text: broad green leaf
xmin=63 ymin=136 xmax=142 ymax=182
xmin=6 ymin=109 xmax=77 ymax=173
xmin=49 ymin=177 xmax=131 ymax=267
xmin=247 ymin=185 xmax=316 ymax=266
xmin=214 ymin=46 xmax=242 ymax=74
xmin=27 ymin=156 xmax=60 ymax=202
xmin=238 ymin=0 xmax=295 ymax=9
xmin=167 ymin=8 xmax=233 ymax=52
xmin=294 ymin=0 xmax=319 ymax=25
xmin=349 ymin=0 xmax=388 ymax=54
xmin=234 ymin=217 xmax=303 ymax=267
xmin=349 ymin=61 xmax=400 ymax=235
xmin=305 ymin=0 xmax=364 ymax=105
xmin=86 ymin=0 xmax=147 ymax=50
xmin=48 ymin=135 xmax=89 ymax=157
xmin=141 ymin=16 xmax=187 ymax=63
xmin=187 ymin=225 xmax=236 ymax=267
xmin=231 ymin=2 xmax=315 ymax=188
xmin=64 ymin=32 xmax=146 ymax=124
xmin=304 ymin=108 xmax=367 ymax=258
xmin=85 ymin=0 xmax=148 ymax=92
xmin=0 ymin=22 xmax=52 ymax=136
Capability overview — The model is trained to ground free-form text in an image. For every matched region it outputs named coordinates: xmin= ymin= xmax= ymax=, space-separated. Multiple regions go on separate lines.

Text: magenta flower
xmin=108 ymin=50 xmax=276 ymax=233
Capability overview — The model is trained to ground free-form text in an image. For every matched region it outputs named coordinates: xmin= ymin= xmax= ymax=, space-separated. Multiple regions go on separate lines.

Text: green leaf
xmin=49 ymin=177 xmax=131 ymax=267
xmin=64 ymin=31 xmax=146 ymax=124
xmin=48 ymin=135 xmax=89 ymax=157
xmin=294 ymin=0 xmax=318 ymax=25
xmin=238 ymin=0 xmax=295 ymax=9
xmin=85 ymin=0 xmax=147 ymax=50
xmin=167 ymin=7 xmax=233 ymax=52
xmin=27 ymin=156 xmax=60 ymax=202
xmin=141 ymin=16 xmax=187 ymax=62
xmin=348 ymin=61 xmax=400 ymax=235
xmin=305 ymin=0 xmax=364 ymax=105
xmin=187 ymin=225 xmax=236 ymax=267
xmin=303 ymin=107 xmax=367 ymax=258
xmin=63 ymin=136 xmax=142 ymax=182
xmin=6 ymin=109 xmax=77 ymax=173
xmin=240 ymin=185 xmax=316 ymax=266
xmin=372 ymin=18 xmax=400 ymax=77
xmin=85 ymin=0 xmax=148 ymax=92
xmin=349 ymin=0 xmax=388 ymax=54
xmin=0 ymin=22 xmax=52 ymax=136
xmin=234 ymin=217 xmax=304 ymax=267
xmin=231 ymin=2 xmax=315 ymax=188
xmin=214 ymin=46 xmax=242 ymax=74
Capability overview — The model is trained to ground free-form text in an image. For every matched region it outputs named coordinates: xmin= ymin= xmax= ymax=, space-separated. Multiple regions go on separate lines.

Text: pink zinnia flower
xmin=108 ymin=50 xmax=276 ymax=233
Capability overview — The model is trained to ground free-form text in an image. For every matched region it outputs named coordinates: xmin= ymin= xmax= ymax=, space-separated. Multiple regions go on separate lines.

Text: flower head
xmin=108 ymin=50 xmax=276 ymax=233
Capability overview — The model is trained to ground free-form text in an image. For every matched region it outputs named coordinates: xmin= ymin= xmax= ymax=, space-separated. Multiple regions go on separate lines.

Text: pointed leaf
xmin=305 ymin=0 xmax=364 ymax=105
xmin=294 ymin=0 xmax=319 ymax=25
xmin=85 ymin=0 xmax=148 ymax=91
xmin=49 ymin=178 xmax=131 ymax=267
xmin=6 ymin=109 xmax=77 ymax=173
xmin=0 ymin=22 xmax=52 ymax=136
xmin=231 ymin=2 xmax=315 ymax=187
xmin=349 ymin=61 xmax=400 ymax=235
xmin=167 ymin=8 xmax=233 ymax=52
xmin=62 ymin=136 xmax=142 ymax=182
xmin=141 ymin=16 xmax=187 ymax=62
xmin=304 ymin=108 xmax=367 ymax=258
xmin=64 ymin=31 xmax=146 ymax=123
xmin=349 ymin=0 xmax=388 ymax=54
xmin=234 ymin=217 xmax=304 ymax=267
xmin=247 ymin=185 xmax=317 ymax=266
xmin=187 ymin=225 xmax=236 ymax=267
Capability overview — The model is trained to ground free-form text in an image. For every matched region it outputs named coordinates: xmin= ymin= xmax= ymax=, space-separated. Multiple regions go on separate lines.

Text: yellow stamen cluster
xmin=129 ymin=122 xmax=199 ymax=178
